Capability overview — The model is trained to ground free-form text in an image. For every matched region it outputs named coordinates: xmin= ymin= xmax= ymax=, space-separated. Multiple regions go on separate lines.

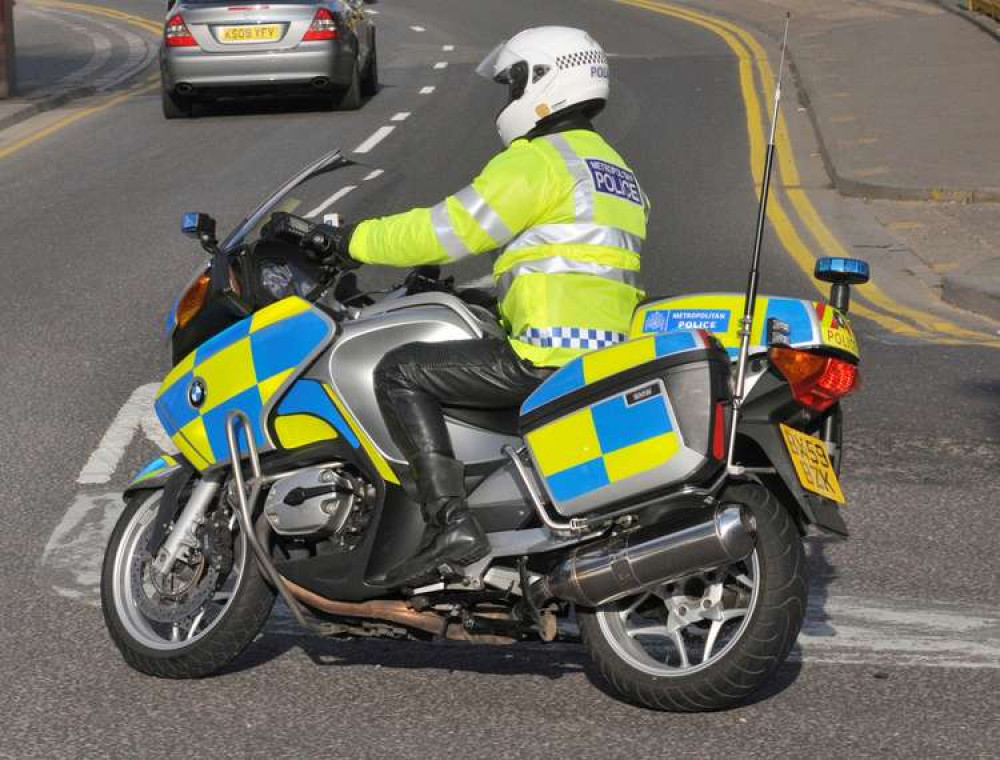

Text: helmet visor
xmin=476 ymin=42 xmax=507 ymax=79
xmin=477 ymin=45 xmax=529 ymax=106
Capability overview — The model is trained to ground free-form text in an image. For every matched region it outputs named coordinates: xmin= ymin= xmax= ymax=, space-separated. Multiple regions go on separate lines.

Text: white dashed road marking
xmin=352 ymin=125 xmax=395 ymax=154
xmin=390 ymin=111 xmax=411 ymax=122
xmin=434 ymin=61 xmax=448 ymax=70
xmin=419 ymin=86 xmax=436 ymax=95
xmin=443 ymin=45 xmax=455 ymax=51
xmin=306 ymin=185 xmax=357 ymax=218
xmin=410 ymin=25 xmax=425 ymax=32
xmin=362 ymin=169 xmax=384 ymax=181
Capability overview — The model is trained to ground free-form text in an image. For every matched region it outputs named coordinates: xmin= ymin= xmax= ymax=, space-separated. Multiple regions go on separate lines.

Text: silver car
xmin=160 ymin=0 xmax=377 ymax=118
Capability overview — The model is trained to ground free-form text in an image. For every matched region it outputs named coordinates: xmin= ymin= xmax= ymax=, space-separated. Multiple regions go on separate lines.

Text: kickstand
xmin=518 ymin=556 xmax=556 ymax=641
xmin=517 ymin=557 xmax=541 ymax=625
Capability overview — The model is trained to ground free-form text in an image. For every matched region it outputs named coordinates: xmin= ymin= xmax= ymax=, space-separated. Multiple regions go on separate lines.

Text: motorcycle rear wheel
xmin=578 ymin=483 xmax=807 ymax=711
xmin=101 ymin=489 xmax=275 ymax=678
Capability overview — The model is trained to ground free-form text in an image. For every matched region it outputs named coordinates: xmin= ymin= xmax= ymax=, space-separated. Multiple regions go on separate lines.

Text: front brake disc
xmin=132 ymin=521 xmax=221 ymax=624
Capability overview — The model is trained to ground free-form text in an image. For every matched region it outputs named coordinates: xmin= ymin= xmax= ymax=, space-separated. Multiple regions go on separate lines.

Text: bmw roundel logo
xmin=188 ymin=378 xmax=207 ymax=408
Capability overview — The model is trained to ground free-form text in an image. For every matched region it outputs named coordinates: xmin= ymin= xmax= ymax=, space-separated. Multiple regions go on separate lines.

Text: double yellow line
xmin=31 ymin=0 xmax=161 ymax=34
xmin=615 ymin=0 xmax=998 ymax=346
xmin=0 ymin=2 xmax=160 ymax=161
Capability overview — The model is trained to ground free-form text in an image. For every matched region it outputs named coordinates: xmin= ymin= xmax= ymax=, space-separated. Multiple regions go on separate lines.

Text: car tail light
xmin=176 ymin=274 xmax=210 ymax=329
xmin=303 ymin=8 xmax=337 ymax=41
xmin=769 ymin=347 xmax=860 ymax=412
xmin=165 ymin=14 xmax=197 ymax=47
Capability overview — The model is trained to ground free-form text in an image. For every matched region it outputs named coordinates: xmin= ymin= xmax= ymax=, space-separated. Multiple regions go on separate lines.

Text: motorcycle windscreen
xmin=154 ymin=297 xmax=335 ymax=469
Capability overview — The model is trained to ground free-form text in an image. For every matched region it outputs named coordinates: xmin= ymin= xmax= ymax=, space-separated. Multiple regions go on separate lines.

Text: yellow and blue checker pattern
xmin=154 ymin=297 xmax=334 ymax=470
xmin=526 ymin=384 xmax=680 ymax=504
xmin=267 ymin=378 xmax=401 ymax=485
xmin=273 ymin=379 xmax=357 ymax=449
xmin=128 ymin=454 xmax=180 ymax=488
xmin=521 ymin=331 xmax=706 ymax=415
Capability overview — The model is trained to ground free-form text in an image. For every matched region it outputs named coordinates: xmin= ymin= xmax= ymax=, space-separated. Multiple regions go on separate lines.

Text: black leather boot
xmin=373 ymin=454 xmax=490 ymax=588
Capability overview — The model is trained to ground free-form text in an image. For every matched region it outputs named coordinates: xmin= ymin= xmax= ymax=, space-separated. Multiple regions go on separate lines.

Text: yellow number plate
xmin=779 ymin=424 xmax=845 ymax=504
xmin=218 ymin=24 xmax=282 ymax=43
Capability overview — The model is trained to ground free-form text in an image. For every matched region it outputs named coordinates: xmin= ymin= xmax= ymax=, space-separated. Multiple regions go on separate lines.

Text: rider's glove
xmin=302 ymin=223 xmax=356 ymax=266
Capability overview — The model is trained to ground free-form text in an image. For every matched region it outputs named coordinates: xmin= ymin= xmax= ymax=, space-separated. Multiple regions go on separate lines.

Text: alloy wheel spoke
xmin=733 ymin=572 xmax=754 ymax=589
xmin=722 ymin=608 xmax=749 ymax=621
xmin=627 ymin=623 xmax=672 ymax=639
xmin=621 ymin=592 xmax=651 ymax=621
xmin=702 ymin=620 xmax=724 ymax=663
xmin=185 ymin=610 xmax=206 ymax=641
xmin=170 ymin=624 xmax=181 ymax=642
xmin=669 ymin=630 xmax=690 ymax=668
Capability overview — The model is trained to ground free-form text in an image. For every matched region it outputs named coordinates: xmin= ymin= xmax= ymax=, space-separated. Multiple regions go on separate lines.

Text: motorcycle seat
xmin=443 ymin=405 xmax=521 ymax=437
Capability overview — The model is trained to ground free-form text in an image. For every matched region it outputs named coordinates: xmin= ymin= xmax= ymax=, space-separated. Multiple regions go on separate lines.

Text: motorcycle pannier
xmin=519 ymin=331 xmax=732 ymax=518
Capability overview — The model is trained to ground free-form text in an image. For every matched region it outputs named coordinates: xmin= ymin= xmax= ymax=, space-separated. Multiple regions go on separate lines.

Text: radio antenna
xmin=727 ymin=13 xmax=790 ymax=473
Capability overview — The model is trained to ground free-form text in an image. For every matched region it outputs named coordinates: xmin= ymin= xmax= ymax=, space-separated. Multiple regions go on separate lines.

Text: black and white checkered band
xmin=555 ymin=49 xmax=608 ymax=70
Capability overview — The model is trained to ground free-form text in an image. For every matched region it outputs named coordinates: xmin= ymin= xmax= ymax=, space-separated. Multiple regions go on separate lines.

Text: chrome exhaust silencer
xmin=530 ymin=505 xmax=756 ymax=608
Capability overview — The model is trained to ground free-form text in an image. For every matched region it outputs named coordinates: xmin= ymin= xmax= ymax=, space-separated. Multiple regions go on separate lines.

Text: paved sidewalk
xmin=0 ymin=1 xmax=155 ymax=131
xmin=681 ymin=0 xmax=1000 ymax=321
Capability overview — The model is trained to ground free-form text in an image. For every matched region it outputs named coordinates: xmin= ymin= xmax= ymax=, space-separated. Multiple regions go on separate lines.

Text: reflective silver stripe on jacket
xmin=517 ymin=327 xmax=627 ymax=350
xmin=542 ymin=134 xmax=595 ymax=220
xmin=453 ymin=185 xmax=514 ymax=245
xmin=497 ymin=255 xmax=642 ymax=300
xmin=430 ymin=200 xmax=472 ymax=261
xmin=503 ymin=223 xmax=643 ymax=254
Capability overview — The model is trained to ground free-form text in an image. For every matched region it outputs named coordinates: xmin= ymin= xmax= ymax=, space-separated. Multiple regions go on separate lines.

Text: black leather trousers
xmin=374 ymin=338 xmax=551 ymax=467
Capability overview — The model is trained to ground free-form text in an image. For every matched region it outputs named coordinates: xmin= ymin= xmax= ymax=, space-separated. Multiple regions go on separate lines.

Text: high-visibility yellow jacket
xmin=350 ymin=129 xmax=647 ymax=367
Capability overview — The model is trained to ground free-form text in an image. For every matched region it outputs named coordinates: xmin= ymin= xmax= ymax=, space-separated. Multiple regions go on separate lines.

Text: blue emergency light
xmin=815 ymin=257 xmax=870 ymax=285
xmin=181 ymin=212 xmax=200 ymax=236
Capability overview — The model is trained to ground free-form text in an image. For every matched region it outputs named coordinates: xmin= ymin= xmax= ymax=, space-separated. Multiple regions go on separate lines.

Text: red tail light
xmin=303 ymin=8 xmax=337 ymax=41
xmin=769 ymin=347 xmax=860 ymax=412
xmin=712 ymin=402 xmax=727 ymax=460
xmin=165 ymin=14 xmax=197 ymax=47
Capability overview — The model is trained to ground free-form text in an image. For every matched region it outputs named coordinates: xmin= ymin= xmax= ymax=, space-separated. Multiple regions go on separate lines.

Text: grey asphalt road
xmin=1 ymin=0 xmax=997 ymax=758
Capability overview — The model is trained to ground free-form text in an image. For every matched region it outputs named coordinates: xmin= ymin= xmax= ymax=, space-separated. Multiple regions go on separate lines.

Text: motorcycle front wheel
xmin=101 ymin=489 xmax=275 ymax=678
xmin=578 ymin=483 xmax=807 ymax=711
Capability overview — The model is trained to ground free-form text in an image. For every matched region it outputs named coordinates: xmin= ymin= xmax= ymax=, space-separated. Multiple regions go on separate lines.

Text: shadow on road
xmin=805 ymin=536 xmax=839 ymax=637
xmin=960 ymin=378 xmax=1000 ymax=436
xmin=182 ymin=86 xmax=388 ymax=120
xmin=225 ymin=634 xmax=589 ymax=681
xmin=223 ymin=614 xmax=805 ymax=707
xmin=583 ymin=654 xmax=803 ymax=710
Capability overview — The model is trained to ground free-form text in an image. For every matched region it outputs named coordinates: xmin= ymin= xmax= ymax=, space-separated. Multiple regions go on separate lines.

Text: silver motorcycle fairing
xmin=310 ymin=292 xmax=522 ymax=465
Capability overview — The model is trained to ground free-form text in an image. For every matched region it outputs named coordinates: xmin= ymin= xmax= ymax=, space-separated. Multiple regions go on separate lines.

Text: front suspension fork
xmin=151 ymin=475 xmax=223 ymax=578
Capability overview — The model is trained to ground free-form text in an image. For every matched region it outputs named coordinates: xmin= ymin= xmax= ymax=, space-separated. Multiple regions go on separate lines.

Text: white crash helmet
xmin=476 ymin=27 xmax=610 ymax=147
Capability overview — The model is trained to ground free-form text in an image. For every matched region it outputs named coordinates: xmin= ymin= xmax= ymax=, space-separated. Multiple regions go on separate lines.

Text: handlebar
xmin=262 ymin=211 xmax=319 ymax=250
xmin=256 ymin=211 xmax=489 ymax=315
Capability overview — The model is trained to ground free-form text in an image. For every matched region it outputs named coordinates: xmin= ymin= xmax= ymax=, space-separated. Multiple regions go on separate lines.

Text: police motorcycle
xmin=101 ymin=148 xmax=867 ymax=711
